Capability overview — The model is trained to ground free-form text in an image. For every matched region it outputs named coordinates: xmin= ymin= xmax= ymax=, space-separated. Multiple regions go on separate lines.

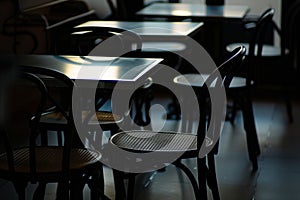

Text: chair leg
xmin=286 ymin=97 xmax=293 ymax=123
xmin=174 ymin=160 xmax=201 ymax=200
xmin=207 ymin=154 xmax=220 ymax=200
xmin=70 ymin=175 xmax=86 ymax=200
xmin=197 ymin=157 xmax=208 ymax=200
xmin=144 ymin=90 xmax=153 ymax=126
xmin=40 ymin=128 xmax=48 ymax=146
xmin=238 ymin=92 xmax=260 ymax=171
xmin=32 ymin=182 xmax=46 ymax=200
xmin=132 ymin=94 xmax=145 ymax=126
xmin=284 ymin=88 xmax=293 ymax=123
xmin=113 ymin=169 xmax=126 ymax=200
xmin=127 ymin=174 xmax=136 ymax=200
xmin=89 ymin=164 xmax=105 ymax=200
xmin=13 ymin=181 xmax=27 ymax=200
xmin=166 ymin=95 xmax=181 ymax=120
xmin=57 ymin=130 xmax=63 ymax=146
xmin=228 ymin=99 xmax=238 ymax=125
xmin=56 ymin=178 xmax=70 ymax=200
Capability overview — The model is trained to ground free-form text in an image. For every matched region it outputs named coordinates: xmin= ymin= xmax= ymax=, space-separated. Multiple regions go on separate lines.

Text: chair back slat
xmin=55 ymin=26 xmax=142 ymax=57
xmin=1 ymin=71 xmax=48 ymax=178
xmin=283 ymin=1 xmax=300 ymax=71
xmin=248 ymin=8 xmax=275 ymax=58
xmin=21 ymin=66 xmax=78 ymax=175
xmin=205 ymin=46 xmax=246 ymax=89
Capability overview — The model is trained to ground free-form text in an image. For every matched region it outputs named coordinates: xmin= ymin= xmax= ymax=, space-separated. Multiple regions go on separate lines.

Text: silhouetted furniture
xmin=225 ymin=8 xmax=276 ymax=170
xmin=109 ymin=46 xmax=246 ymax=200
xmin=2 ymin=0 xmax=96 ymax=54
xmin=54 ymin=26 xmax=142 ymax=56
xmin=62 ymin=26 xmax=155 ymax=127
xmin=226 ymin=7 xmax=296 ymax=123
xmin=175 ymin=44 xmax=261 ymax=171
xmin=136 ymin=3 xmax=249 ymax=22
xmin=75 ymin=21 xmax=205 ymax=113
xmin=225 ymin=9 xmax=277 ymax=169
xmin=0 ymin=67 xmax=103 ymax=200
xmin=41 ymin=26 xmax=145 ymax=148
xmin=136 ymin=2 xmax=249 ymax=62
xmin=75 ymin=20 xmax=205 ymax=121
xmin=11 ymin=54 xmax=163 ymax=199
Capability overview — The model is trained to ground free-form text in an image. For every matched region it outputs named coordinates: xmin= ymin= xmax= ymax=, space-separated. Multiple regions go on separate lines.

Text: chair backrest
xmin=20 ymin=65 xmax=75 ymax=117
xmin=248 ymin=8 xmax=275 ymax=58
xmin=19 ymin=66 xmax=77 ymax=173
xmin=1 ymin=71 xmax=48 ymax=176
xmin=115 ymin=0 xmax=144 ymax=20
xmin=282 ymin=1 xmax=300 ymax=71
xmin=206 ymin=46 xmax=246 ymax=89
xmin=196 ymin=46 xmax=246 ymax=155
xmin=106 ymin=0 xmax=117 ymax=19
xmin=55 ymin=26 xmax=142 ymax=57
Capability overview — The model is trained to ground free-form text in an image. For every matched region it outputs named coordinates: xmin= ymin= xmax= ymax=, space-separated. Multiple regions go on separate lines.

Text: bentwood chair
xmin=46 ymin=26 xmax=151 ymax=196
xmin=218 ymin=8 xmax=276 ymax=170
xmin=65 ymin=26 xmax=154 ymax=127
xmin=55 ymin=26 xmax=142 ymax=56
xmin=0 ymin=67 xmax=104 ymax=200
xmin=39 ymin=26 xmax=146 ymax=147
xmin=109 ymin=46 xmax=246 ymax=200
xmin=226 ymin=7 xmax=295 ymax=123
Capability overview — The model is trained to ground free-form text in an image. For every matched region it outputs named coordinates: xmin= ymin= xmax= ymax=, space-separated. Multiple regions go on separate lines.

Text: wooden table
xmin=136 ymin=3 xmax=249 ymax=63
xmin=14 ymin=54 xmax=163 ymax=125
xmin=76 ymin=21 xmax=203 ymax=38
xmin=14 ymin=55 xmax=162 ymax=90
xmin=136 ymin=3 xmax=249 ymax=22
xmin=76 ymin=21 xmax=204 ymax=52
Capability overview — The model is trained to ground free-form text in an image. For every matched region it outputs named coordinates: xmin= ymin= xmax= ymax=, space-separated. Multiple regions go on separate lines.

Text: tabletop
xmin=76 ymin=21 xmax=204 ymax=38
xmin=14 ymin=55 xmax=163 ymax=89
xmin=76 ymin=20 xmax=204 ymax=53
xmin=136 ymin=3 xmax=249 ymax=21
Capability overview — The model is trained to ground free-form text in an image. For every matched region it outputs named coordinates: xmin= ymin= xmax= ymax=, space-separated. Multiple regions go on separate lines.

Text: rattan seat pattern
xmin=0 ymin=147 xmax=101 ymax=174
xmin=40 ymin=111 xmax=123 ymax=125
xmin=111 ymin=130 xmax=197 ymax=152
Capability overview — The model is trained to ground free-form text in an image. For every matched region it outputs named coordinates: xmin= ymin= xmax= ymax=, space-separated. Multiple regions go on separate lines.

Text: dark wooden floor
xmin=1 ymin=91 xmax=300 ymax=200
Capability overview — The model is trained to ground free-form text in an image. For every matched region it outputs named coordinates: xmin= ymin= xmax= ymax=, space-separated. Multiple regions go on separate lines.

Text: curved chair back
xmin=19 ymin=66 xmax=77 ymax=175
xmin=1 ymin=71 xmax=48 ymax=176
xmin=282 ymin=1 xmax=300 ymax=72
xmin=0 ymin=66 xmax=102 ymax=199
xmin=248 ymin=8 xmax=275 ymax=58
xmin=55 ymin=26 xmax=142 ymax=56
xmin=206 ymin=46 xmax=246 ymax=89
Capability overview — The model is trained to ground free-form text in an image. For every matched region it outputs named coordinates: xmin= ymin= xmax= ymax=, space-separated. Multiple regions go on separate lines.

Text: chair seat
xmin=174 ymin=74 xmax=254 ymax=88
xmin=110 ymin=130 xmax=198 ymax=153
xmin=40 ymin=110 xmax=123 ymax=126
xmin=0 ymin=147 xmax=101 ymax=174
xmin=226 ymin=43 xmax=289 ymax=57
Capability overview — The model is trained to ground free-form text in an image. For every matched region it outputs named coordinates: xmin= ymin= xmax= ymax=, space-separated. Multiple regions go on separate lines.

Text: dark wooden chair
xmin=226 ymin=7 xmax=296 ymax=123
xmin=216 ymin=8 xmax=276 ymax=171
xmin=109 ymin=46 xmax=246 ymax=200
xmin=50 ymin=25 xmax=154 ymax=197
xmin=54 ymin=26 xmax=142 ymax=56
xmin=0 ymin=67 xmax=105 ymax=200
xmin=39 ymin=26 xmax=146 ymax=146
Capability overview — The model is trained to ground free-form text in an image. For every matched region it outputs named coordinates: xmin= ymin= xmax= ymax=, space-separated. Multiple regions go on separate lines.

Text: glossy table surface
xmin=136 ymin=3 xmax=249 ymax=21
xmin=76 ymin=21 xmax=204 ymax=53
xmin=76 ymin=21 xmax=204 ymax=37
xmin=14 ymin=55 xmax=163 ymax=89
